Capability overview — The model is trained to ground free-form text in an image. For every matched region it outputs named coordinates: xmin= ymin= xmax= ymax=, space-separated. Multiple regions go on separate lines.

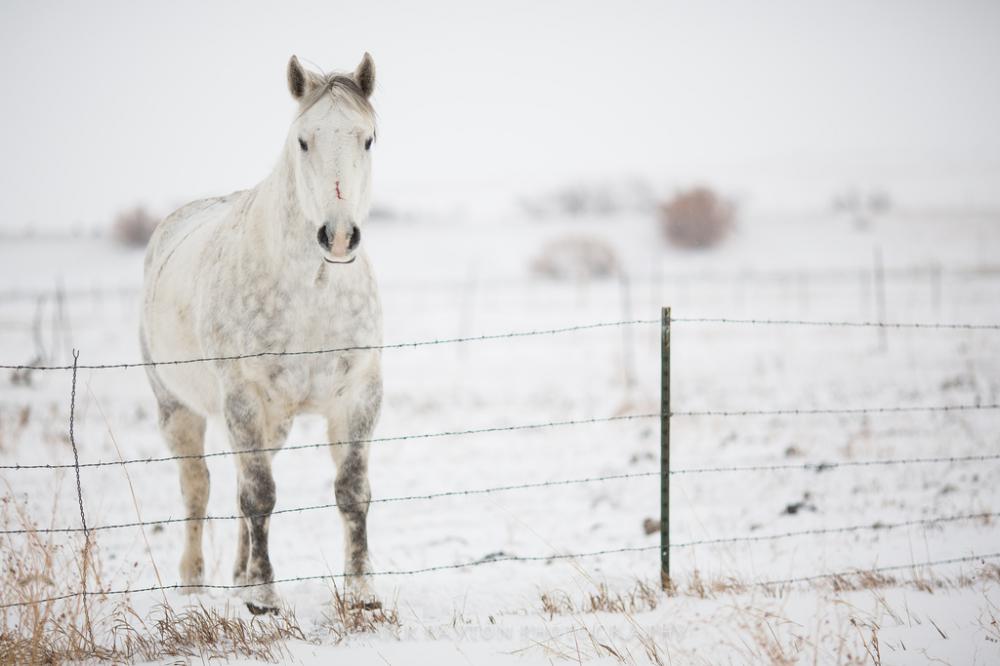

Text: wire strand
xmin=3 ymin=403 xmax=994 ymax=472
xmin=0 ymin=413 xmax=660 ymax=471
xmin=3 ymin=312 xmax=999 ymax=371
xmin=672 ymin=316 xmax=1000 ymax=330
xmin=5 ymin=545 xmax=998 ymax=610
xmin=0 ymin=470 xmax=661 ymax=535
xmin=0 ymin=319 xmax=660 ymax=371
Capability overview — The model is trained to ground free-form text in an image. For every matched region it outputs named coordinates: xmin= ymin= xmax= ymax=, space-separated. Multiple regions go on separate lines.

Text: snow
xmin=1 ymin=201 xmax=998 ymax=664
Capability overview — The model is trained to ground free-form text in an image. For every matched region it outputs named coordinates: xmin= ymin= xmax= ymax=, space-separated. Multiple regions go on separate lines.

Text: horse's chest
xmin=213 ymin=273 xmax=381 ymax=411
xmin=262 ymin=350 xmax=368 ymax=412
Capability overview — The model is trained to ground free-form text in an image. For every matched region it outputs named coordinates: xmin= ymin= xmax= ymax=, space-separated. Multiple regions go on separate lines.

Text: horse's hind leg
xmin=155 ymin=393 xmax=208 ymax=590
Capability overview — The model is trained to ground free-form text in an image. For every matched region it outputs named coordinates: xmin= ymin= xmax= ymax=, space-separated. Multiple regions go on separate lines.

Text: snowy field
xmin=1 ymin=202 xmax=999 ymax=664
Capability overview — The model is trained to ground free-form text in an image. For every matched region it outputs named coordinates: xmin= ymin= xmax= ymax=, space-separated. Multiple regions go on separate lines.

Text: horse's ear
xmin=287 ymin=55 xmax=308 ymax=100
xmin=354 ymin=52 xmax=375 ymax=98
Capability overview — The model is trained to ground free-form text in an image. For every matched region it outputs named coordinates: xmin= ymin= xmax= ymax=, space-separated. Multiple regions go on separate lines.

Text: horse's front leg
xmin=328 ymin=367 xmax=382 ymax=603
xmin=224 ymin=385 xmax=286 ymax=614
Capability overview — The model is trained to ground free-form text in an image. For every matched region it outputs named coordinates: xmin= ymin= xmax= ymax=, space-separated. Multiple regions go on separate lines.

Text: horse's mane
xmin=298 ymin=72 xmax=375 ymax=122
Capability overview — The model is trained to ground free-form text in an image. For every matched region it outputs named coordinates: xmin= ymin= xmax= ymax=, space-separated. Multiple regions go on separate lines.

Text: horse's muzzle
xmin=317 ymin=222 xmax=361 ymax=261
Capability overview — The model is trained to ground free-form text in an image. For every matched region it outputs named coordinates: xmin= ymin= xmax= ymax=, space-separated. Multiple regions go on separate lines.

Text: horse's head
xmin=286 ymin=54 xmax=376 ymax=264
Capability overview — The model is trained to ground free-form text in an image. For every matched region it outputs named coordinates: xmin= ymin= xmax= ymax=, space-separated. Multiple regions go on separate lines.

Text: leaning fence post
xmin=68 ymin=349 xmax=95 ymax=644
xmin=660 ymin=306 xmax=671 ymax=589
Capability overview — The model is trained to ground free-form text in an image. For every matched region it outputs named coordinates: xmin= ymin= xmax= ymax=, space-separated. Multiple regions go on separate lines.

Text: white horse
xmin=140 ymin=54 xmax=382 ymax=614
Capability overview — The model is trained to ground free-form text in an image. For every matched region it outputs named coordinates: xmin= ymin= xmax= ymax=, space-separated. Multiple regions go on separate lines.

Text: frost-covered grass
xmin=1 ymin=205 xmax=998 ymax=663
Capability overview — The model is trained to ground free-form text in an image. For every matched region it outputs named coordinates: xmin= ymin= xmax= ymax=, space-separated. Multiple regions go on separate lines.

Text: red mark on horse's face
xmin=335 ymin=181 xmax=343 ymax=200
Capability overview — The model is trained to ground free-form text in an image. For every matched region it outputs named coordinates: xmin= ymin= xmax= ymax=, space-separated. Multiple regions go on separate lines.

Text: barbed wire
xmin=755 ymin=551 xmax=1000 ymax=589
xmin=2 ymin=402 xmax=994 ymax=472
xmin=672 ymin=452 xmax=1000 ymax=475
xmin=672 ymin=403 xmax=1000 ymax=417
xmin=0 ymin=413 xmax=661 ymax=471
xmin=671 ymin=511 xmax=999 ymax=549
xmin=0 ymin=470 xmax=661 ymax=535
xmin=0 ymin=319 xmax=660 ymax=371
xmin=4 ymin=542 xmax=998 ymax=610
xmin=673 ymin=316 xmax=1000 ymax=330
xmin=0 ymin=544 xmax=662 ymax=609
xmin=4 ymin=311 xmax=1000 ymax=371
xmin=3 ymin=263 xmax=999 ymax=303
xmin=6 ymin=445 xmax=990 ymax=544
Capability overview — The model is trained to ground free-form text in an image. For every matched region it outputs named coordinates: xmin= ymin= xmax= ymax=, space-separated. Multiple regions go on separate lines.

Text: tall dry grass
xmin=0 ymin=493 xmax=309 ymax=664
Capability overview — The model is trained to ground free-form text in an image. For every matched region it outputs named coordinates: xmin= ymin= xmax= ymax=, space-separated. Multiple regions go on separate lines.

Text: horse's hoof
xmin=238 ymin=582 xmax=280 ymax=613
xmin=246 ymin=602 xmax=279 ymax=616
xmin=349 ymin=597 xmax=382 ymax=611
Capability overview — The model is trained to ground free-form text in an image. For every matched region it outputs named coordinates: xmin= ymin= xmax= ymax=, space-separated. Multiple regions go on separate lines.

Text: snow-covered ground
xmin=1 ymin=200 xmax=998 ymax=664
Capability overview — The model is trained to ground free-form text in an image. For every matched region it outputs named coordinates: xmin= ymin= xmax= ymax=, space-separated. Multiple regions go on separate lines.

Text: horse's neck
xmin=241 ymin=157 xmax=312 ymax=274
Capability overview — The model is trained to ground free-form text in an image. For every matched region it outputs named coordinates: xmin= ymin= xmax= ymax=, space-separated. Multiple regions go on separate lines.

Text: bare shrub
xmin=659 ymin=186 xmax=734 ymax=249
xmin=531 ymin=235 xmax=620 ymax=281
xmin=521 ymin=179 xmax=655 ymax=218
xmin=112 ymin=205 xmax=159 ymax=248
xmin=832 ymin=187 xmax=891 ymax=230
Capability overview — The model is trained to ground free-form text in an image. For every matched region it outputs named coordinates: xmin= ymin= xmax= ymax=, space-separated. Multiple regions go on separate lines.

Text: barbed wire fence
xmin=2 ymin=262 xmax=1000 ymax=304
xmin=0 ymin=312 xmax=998 ymax=610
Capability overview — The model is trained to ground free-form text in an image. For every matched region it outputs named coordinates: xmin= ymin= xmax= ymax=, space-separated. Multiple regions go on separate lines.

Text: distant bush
xmin=521 ymin=179 xmax=655 ymax=219
xmin=112 ymin=205 xmax=159 ymax=247
xmin=832 ymin=187 xmax=891 ymax=230
xmin=659 ymin=187 xmax=734 ymax=249
xmin=531 ymin=235 xmax=620 ymax=281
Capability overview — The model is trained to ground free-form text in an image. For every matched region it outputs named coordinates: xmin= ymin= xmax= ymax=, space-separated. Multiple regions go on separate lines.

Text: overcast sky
xmin=1 ymin=0 xmax=998 ymax=230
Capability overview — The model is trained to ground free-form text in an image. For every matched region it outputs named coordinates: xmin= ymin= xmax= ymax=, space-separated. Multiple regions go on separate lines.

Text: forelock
xmin=297 ymin=73 xmax=375 ymax=124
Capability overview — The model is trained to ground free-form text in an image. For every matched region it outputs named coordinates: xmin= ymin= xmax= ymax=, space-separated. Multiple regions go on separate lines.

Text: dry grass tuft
xmin=0 ymin=492 xmax=309 ymax=664
xmin=682 ymin=569 xmax=748 ymax=599
xmin=831 ymin=570 xmax=898 ymax=593
xmin=320 ymin=580 xmax=401 ymax=643
xmin=114 ymin=602 xmax=306 ymax=663
xmin=0 ymin=492 xmax=109 ymax=665
xmin=540 ymin=579 xmax=661 ymax=618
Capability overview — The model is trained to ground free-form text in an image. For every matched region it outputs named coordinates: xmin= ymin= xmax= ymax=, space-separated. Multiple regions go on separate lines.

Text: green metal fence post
xmin=661 ymin=306 xmax=671 ymax=589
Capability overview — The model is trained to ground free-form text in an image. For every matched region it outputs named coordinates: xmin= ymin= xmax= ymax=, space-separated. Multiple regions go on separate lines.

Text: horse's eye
xmin=298 ymin=138 xmax=308 ymax=152
xmin=364 ymin=136 xmax=373 ymax=151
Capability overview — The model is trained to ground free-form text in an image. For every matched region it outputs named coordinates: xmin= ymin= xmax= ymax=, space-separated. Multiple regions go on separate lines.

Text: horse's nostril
xmin=317 ymin=225 xmax=330 ymax=250
xmin=348 ymin=225 xmax=361 ymax=251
